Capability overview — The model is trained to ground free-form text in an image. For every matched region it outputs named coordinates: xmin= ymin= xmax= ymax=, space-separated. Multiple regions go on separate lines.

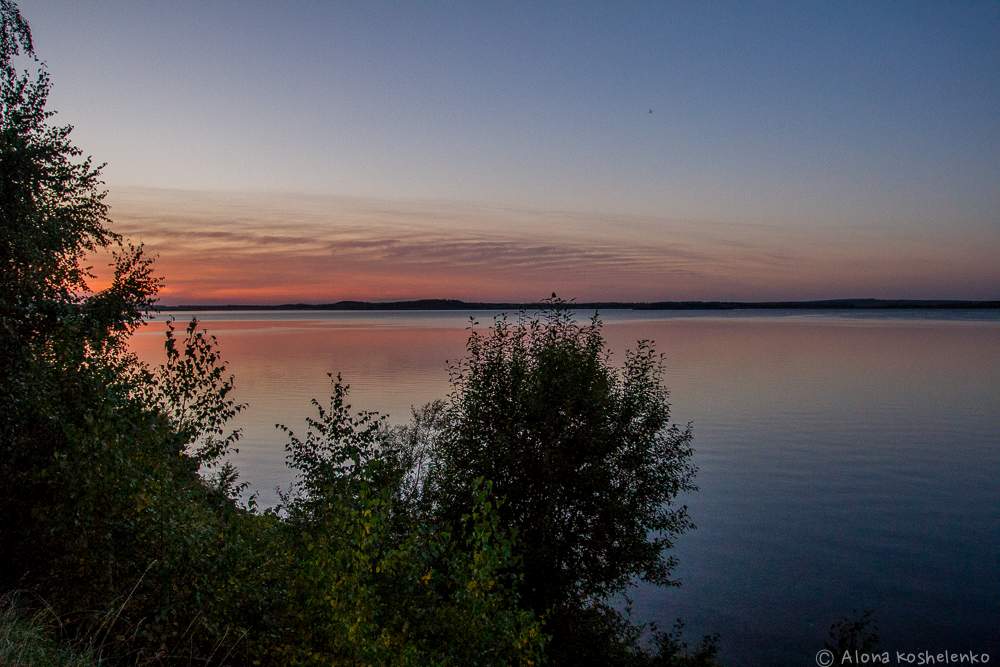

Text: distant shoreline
xmin=155 ymin=298 xmax=1000 ymax=312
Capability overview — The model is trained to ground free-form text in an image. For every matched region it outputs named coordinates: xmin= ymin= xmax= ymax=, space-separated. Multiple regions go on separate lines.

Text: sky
xmin=21 ymin=0 xmax=1000 ymax=303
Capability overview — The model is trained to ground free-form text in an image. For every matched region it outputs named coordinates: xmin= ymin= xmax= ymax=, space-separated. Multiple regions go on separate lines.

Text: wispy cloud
xmin=100 ymin=187 xmax=1000 ymax=303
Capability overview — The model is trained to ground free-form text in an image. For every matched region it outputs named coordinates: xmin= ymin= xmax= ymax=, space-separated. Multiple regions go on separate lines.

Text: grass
xmin=0 ymin=600 xmax=96 ymax=666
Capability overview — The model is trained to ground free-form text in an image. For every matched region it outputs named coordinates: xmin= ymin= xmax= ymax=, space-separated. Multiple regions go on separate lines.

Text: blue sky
xmin=20 ymin=1 xmax=1000 ymax=301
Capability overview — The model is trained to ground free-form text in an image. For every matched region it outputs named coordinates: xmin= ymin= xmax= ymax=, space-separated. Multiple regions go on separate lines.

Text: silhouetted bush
xmin=405 ymin=299 xmax=714 ymax=664
xmin=269 ymin=374 xmax=545 ymax=664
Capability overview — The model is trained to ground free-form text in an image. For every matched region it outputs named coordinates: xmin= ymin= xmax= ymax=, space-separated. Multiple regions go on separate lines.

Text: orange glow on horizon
xmin=99 ymin=187 xmax=1000 ymax=305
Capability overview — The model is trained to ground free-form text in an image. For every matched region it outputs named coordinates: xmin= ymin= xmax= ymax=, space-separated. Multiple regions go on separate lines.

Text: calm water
xmin=132 ymin=310 xmax=1000 ymax=666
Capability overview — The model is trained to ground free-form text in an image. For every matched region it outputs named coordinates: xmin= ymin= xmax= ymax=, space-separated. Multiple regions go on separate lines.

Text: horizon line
xmin=153 ymin=297 xmax=1000 ymax=312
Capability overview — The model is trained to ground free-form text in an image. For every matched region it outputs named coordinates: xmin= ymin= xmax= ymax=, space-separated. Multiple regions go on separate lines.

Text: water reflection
xmin=131 ymin=311 xmax=1000 ymax=666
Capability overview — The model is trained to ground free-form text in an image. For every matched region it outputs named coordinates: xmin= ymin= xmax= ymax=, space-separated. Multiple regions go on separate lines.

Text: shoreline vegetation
xmin=2 ymin=2 xmax=721 ymax=663
xmin=157 ymin=298 xmax=1000 ymax=312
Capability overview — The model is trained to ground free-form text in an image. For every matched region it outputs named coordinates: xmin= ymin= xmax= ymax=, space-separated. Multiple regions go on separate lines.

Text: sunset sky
xmin=23 ymin=1 xmax=1000 ymax=303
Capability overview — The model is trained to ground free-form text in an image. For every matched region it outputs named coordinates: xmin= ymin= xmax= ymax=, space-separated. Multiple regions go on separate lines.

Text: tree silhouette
xmin=426 ymin=297 xmax=707 ymax=663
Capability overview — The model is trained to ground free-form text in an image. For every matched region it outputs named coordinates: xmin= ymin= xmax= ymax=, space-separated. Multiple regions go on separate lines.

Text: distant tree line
xmin=158 ymin=298 xmax=1000 ymax=312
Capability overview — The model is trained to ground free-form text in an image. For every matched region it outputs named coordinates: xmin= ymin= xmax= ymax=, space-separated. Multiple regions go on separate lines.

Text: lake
xmin=132 ymin=309 xmax=1000 ymax=666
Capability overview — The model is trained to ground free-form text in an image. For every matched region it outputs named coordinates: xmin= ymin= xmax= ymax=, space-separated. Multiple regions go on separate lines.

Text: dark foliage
xmin=422 ymin=297 xmax=712 ymax=663
xmin=272 ymin=375 xmax=544 ymax=664
xmin=0 ymin=2 xmax=712 ymax=664
xmin=825 ymin=610 xmax=880 ymax=655
xmin=0 ymin=3 xmax=543 ymax=662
